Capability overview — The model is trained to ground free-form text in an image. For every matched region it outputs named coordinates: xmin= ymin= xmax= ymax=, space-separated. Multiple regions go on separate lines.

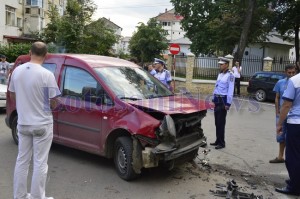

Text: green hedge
xmin=0 ymin=43 xmax=58 ymax=63
xmin=0 ymin=43 xmax=32 ymax=63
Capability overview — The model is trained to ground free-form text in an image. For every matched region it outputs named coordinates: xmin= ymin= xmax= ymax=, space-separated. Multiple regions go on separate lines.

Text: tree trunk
xmin=235 ymin=0 xmax=256 ymax=63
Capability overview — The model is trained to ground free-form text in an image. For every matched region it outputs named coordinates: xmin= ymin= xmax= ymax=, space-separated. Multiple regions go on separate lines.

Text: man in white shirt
xmin=9 ymin=42 xmax=61 ymax=199
xmin=232 ymin=61 xmax=242 ymax=96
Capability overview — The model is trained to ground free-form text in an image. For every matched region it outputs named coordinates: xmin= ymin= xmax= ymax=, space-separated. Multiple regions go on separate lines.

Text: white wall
xmin=162 ymin=21 xmax=185 ymax=41
xmin=0 ymin=0 xmax=23 ymax=43
xmin=265 ymin=44 xmax=291 ymax=58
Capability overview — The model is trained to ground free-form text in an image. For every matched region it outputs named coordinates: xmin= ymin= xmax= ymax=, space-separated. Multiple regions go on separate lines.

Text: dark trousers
xmin=285 ymin=123 xmax=300 ymax=192
xmin=234 ymin=78 xmax=240 ymax=95
xmin=214 ymin=104 xmax=227 ymax=147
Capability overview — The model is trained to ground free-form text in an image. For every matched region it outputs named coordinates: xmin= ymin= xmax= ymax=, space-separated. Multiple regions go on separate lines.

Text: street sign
xmin=169 ymin=43 xmax=180 ymax=55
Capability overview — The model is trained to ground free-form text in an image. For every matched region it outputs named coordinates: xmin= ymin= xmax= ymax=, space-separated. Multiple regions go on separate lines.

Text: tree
xmin=170 ymin=0 xmax=274 ymax=60
xmin=272 ymin=0 xmax=300 ymax=62
xmin=129 ymin=18 xmax=168 ymax=63
xmin=82 ymin=19 xmax=118 ymax=56
xmin=58 ymin=0 xmax=96 ymax=52
xmin=41 ymin=0 xmax=117 ymax=55
xmin=40 ymin=4 xmax=61 ymax=44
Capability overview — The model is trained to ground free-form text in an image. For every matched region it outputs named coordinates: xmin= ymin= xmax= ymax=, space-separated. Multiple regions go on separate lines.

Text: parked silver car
xmin=0 ymin=83 xmax=7 ymax=108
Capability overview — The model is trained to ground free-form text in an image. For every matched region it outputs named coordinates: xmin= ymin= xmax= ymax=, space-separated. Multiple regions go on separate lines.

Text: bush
xmin=0 ymin=43 xmax=32 ymax=63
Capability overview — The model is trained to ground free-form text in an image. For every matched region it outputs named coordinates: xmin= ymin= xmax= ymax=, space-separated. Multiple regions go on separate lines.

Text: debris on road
xmin=196 ymin=149 xmax=212 ymax=169
xmin=210 ymin=179 xmax=263 ymax=199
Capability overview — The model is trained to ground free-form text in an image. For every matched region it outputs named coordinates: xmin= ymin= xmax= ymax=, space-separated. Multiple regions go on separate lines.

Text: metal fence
xmin=171 ymin=55 xmax=187 ymax=78
xmin=193 ymin=57 xmax=219 ymax=80
xmin=240 ymin=56 xmax=263 ymax=81
xmin=272 ymin=56 xmax=296 ymax=72
xmin=171 ymin=55 xmax=296 ymax=82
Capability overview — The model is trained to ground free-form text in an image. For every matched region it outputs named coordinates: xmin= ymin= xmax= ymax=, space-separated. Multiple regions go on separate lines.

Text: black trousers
xmin=285 ymin=123 xmax=300 ymax=192
xmin=234 ymin=78 xmax=241 ymax=95
xmin=214 ymin=104 xmax=227 ymax=147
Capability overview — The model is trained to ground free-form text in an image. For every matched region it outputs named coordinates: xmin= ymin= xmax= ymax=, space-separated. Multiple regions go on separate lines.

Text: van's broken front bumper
xmin=142 ymin=132 xmax=207 ymax=168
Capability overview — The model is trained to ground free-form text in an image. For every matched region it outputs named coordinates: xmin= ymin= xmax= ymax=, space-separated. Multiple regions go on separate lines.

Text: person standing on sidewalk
xmin=269 ymin=64 xmax=296 ymax=164
xmin=0 ymin=54 xmax=10 ymax=84
xmin=9 ymin=42 xmax=61 ymax=199
xmin=275 ymin=72 xmax=300 ymax=196
xmin=210 ymin=57 xmax=235 ymax=150
xmin=232 ymin=61 xmax=242 ymax=96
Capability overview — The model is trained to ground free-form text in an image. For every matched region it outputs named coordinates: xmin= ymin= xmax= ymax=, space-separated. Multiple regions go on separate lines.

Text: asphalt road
xmin=0 ymin=97 xmax=298 ymax=199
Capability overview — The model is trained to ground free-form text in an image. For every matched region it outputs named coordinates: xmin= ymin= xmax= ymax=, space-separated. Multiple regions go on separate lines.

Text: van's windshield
xmin=94 ymin=67 xmax=173 ymax=100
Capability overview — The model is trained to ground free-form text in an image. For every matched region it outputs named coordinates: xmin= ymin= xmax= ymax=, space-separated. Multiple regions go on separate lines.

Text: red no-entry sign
xmin=169 ymin=43 xmax=180 ymax=55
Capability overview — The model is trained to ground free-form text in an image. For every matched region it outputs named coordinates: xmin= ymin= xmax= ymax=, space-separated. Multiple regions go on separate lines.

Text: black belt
xmin=214 ymin=95 xmax=226 ymax=97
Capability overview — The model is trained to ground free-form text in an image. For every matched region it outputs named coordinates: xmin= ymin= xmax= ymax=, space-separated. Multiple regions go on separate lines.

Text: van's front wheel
xmin=114 ymin=137 xmax=139 ymax=181
xmin=12 ymin=116 xmax=18 ymax=145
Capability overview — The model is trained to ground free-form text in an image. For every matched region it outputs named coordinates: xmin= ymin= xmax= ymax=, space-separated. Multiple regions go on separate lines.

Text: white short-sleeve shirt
xmin=9 ymin=62 xmax=61 ymax=125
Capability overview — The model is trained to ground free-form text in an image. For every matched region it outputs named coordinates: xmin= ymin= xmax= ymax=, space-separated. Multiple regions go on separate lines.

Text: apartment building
xmin=0 ymin=0 xmax=66 ymax=44
xmin=154 ymin=8 xmax=185 ymax=42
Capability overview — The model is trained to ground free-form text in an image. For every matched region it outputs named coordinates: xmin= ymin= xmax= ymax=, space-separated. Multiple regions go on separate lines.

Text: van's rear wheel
xmin=114 ymin=137 xmax=139 ymax=181
xmin=12 ymin=116 xmax=18 ymax=145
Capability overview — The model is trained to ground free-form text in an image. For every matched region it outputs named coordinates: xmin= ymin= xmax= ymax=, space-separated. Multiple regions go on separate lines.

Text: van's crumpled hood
xmin=127 ymin=95 xmax=208 ymax=114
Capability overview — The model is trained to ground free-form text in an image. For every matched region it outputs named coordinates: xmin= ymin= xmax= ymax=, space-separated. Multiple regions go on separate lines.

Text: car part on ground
xmin=210 ymin=179 xmax=264 ymax=199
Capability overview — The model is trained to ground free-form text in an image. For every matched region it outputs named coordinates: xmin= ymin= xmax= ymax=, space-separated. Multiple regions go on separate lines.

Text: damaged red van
xmin=6 ymin=54 xmax=208 ymax=180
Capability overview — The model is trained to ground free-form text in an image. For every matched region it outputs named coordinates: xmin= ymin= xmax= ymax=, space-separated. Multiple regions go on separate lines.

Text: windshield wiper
xmin=119 ymin=97 xmax=142 ymax=101
xmin=147 ymin=94 xmax=174 ymax=99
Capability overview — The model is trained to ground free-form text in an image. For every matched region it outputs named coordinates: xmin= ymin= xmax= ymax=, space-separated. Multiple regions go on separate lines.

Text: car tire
xmin=255 ymin=89 xmax=267 ymax=102
xmin=12 ymin=116 xmax=19 ymax=145
xmin=114 ymin=137 xmax=139 ymax=181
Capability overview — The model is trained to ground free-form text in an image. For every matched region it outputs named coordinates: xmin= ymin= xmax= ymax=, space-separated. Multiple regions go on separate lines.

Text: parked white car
xmin=0 ymin=83 xmax=7 ymax=108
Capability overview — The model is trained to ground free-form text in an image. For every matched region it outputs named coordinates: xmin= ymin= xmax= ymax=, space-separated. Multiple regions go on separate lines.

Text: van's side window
xmin=62 ymin=66 xmax=107 ymax=104
xmin=42 ymin=63 xmax=56 ymax=74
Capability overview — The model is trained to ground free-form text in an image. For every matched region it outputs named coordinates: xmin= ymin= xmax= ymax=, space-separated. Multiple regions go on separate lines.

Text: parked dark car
xmin=247 ymin=71 xmax=286 ymax=102
xmin=6 ymin=54 xmax=208 ymax=181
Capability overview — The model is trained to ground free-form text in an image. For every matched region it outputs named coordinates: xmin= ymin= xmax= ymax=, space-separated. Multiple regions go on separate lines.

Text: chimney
xmin=165 ymin=8 xmax=167 ymax=13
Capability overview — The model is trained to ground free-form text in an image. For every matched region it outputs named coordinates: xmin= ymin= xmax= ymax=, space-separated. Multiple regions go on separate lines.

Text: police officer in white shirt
xmin=275 ymin=72 xmax=300 ymax=196
xmin=153 ymin=58 xmax=172 ymax=91
xmin=210 ymin=57 xmax=235 ymax=150
xmin=232 ymin=61 xmax=242 ymax=96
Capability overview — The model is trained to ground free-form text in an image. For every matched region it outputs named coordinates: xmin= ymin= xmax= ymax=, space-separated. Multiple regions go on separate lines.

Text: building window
xmin=26 ymin=0 xmax=43 ymax=7
xmin=162 ymin=22 xmax=171 ymax=26
xmin=6 ymin=6 xmax=16 ymax=26
xmin=25 ymin=8 xmax=30 ymax=14
xmin=17 ymin=18 xmax=22 ymax=28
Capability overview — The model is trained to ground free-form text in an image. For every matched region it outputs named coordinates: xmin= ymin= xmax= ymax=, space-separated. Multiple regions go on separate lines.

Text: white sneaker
xmin=26 ymin=193 xmax=31 ymax=199
xmin=45 ymin=197 xmax=54 ymax=199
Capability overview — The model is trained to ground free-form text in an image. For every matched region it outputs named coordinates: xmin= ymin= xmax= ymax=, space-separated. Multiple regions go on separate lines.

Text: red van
xmin=6 ymin=54 xmax=207 ymax=180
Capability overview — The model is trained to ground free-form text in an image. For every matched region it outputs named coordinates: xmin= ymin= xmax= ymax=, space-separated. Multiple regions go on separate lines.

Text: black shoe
xmin=275 ymin=187 xmax=300 ymax=196
xmin=215 ymin=145 xmax=225 ymax=150
xmin=210 ymin=142 xmax=218 ymax=146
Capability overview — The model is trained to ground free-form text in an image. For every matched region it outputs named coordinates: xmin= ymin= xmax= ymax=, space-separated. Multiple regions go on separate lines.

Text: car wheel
xmin=12 ymin=116 xmax=19 ymax=145
xmin=255 ymin=89 xmax=267 ymax=102
xmin=114 ymin=137 xmax=139 ymax=181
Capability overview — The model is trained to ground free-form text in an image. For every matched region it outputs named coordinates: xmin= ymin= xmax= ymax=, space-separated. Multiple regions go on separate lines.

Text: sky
xmin=92 ymin=0 xmax=174 ymax=37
